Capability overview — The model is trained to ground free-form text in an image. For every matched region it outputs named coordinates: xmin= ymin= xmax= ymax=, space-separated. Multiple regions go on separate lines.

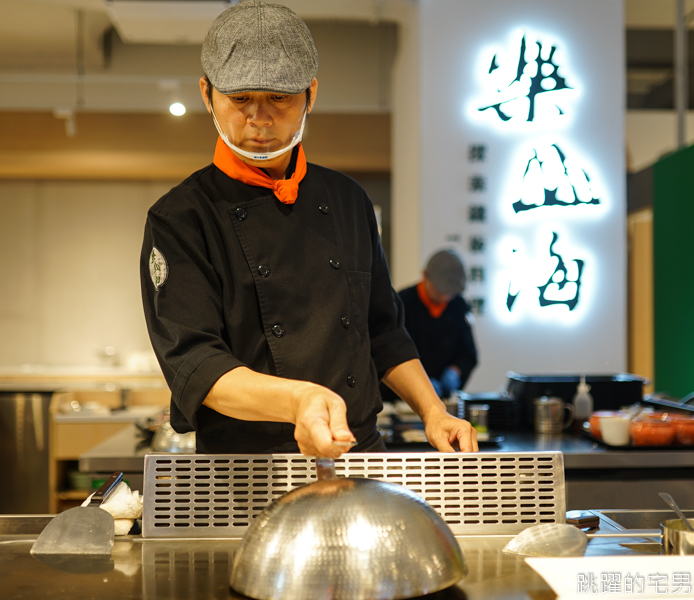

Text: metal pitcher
xmin=534 ymin=396 xmax=574 ymax=434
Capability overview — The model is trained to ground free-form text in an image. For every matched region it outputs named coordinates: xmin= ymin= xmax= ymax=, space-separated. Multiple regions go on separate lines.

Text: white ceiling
xmin=106 ymin=2 xmax=229 ymax=45
xmin=2 ymin=0 xmax=686 ymax=70
xmin=0 ymin=0 xmax=415 ymax=57
xmin=0 ymin=0 xmax=408 ymax=113
xmin=0 ymin=0 xmax=688 ymax=114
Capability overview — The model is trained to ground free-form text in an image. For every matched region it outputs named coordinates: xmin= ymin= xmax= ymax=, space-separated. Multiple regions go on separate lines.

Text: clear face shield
xmin=209 ymin=93 xmax=308 ymax=162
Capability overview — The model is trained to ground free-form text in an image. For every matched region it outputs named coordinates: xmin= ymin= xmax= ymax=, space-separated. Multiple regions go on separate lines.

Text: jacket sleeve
xmin=363 ymin=197 xmax=419 ymax=379
xmin=141 ymin=200 xmax=245 ymax=431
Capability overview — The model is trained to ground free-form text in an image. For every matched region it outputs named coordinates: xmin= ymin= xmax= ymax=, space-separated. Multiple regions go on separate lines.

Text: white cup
xmin=600 ymin=416 xmax=631 ymax=446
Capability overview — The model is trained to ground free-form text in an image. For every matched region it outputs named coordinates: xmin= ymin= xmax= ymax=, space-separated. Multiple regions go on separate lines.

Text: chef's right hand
xmin=292 ymin=383 xmax=356 ymax=458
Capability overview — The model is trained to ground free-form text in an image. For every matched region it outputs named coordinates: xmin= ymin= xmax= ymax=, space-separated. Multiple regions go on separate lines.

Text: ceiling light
xmin=169 ymin=102 xmax=186 ymax=116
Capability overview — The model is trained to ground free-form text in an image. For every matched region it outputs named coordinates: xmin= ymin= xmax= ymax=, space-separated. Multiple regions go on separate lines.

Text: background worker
xmin=397 ymin=249 xmax=478 ymax=399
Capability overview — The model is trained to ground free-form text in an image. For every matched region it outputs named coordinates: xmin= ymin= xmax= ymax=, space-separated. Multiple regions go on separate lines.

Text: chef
xmin=140 ymin=1 xmax=478 ymax=457
xmin=397 ymin=249 xmax=478 ymax=398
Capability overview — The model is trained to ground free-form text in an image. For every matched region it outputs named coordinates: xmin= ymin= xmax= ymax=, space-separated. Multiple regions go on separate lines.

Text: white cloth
xmin=81 ymin=481 xmax=144 ymax=534
xmin=113 ymin=519 xmax=135 ymax=536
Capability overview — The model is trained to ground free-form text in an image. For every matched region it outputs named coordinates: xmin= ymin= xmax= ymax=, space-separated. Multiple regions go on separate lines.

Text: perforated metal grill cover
xmin=142 ymin=451 xmax=565 ymax=538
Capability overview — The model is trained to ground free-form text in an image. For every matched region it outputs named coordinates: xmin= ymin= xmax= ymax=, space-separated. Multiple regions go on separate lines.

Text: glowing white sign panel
xmin=512 ymin=144 xmax=601 ymax=215
xmin=420 ymin=0 xmax=626 ymax=391
xmin=493 ymin=141 xmax=605 ymax=325
xmin=500 ymin=139 xmax=610 ymax=225
xmin=474 ymin=34 xmax=598 ymax=324
xmin=470 ymin=29 xmax=581 ymax=129
xmin=494 ymin=227 xmax=595 ymax=326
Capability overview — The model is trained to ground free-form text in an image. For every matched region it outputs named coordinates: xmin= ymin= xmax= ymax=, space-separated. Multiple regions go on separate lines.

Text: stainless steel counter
xmin=498 ymin=432 xmax=694 ymax=469
xmin=80 ymin=426 xmax=150 ymax=474
xmin=0 ymin=517 xmax=657 ymax=600
xmin=80 ymin=426 xmax=694 ymax=510
xmin=80 ymin=426 xmax=694 ymax=471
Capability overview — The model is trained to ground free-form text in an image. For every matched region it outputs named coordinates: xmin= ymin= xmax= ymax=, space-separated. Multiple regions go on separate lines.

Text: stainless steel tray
xmin=142 ymin=451 xmax=566 ymax=538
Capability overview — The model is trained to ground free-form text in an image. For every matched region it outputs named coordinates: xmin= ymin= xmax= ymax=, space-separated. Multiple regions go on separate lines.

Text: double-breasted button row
xmin=258 ymin=265 xmax=271 ymax=277
xmin=272 ymin=318 xmax=350 ymax=339
xmin=239 ymin=205 xmax=329 ymax=219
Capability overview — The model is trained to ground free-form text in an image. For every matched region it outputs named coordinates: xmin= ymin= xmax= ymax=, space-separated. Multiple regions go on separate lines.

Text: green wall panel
xmin=653 ymin=143 xmax=694 ymax=397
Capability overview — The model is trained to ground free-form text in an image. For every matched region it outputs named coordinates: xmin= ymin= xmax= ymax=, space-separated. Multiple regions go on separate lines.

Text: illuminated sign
xmin=470 ymin=30 xmax=580 ymax=128
xmin=495 ymin=141 xmax=605 ymax=322
xmin=467 ymin=33 xmax=603 ymax=321
xmin=511 ymin=144 xmax=601 ymax=215
xmin=420 ymin=0 xmax=626 ymax=390
xmin=504 ymin=231 xmax=585 ymax=313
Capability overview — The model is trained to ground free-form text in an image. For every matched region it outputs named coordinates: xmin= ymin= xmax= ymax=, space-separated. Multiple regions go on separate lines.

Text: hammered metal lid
xmin=230 ymin=458 xmax=466 ymax=600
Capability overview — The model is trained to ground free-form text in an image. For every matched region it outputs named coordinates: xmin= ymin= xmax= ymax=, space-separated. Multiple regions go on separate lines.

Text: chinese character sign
xmin=420 ymin=0 xmax=626 ymax=390
xmin=512 ymin=144 xmax=601 ymax=214
xmin=501 ymin=229 xmax=589 ymax=320
xmin=475 ymin=31 xmax=578 ymax=125
xmin=475 ymin=32 xmax=597 ymax=323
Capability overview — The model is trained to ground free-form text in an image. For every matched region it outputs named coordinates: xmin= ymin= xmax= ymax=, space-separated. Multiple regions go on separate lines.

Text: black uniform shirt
xmin=141 ymin=157 xmax=418 ymax=453
xmin=398 ymin=285 xmax=478 ymax=389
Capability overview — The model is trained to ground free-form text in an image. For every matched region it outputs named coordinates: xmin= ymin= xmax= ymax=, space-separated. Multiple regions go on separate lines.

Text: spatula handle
xmin=88 ymin=471 xmax=124 ymax=507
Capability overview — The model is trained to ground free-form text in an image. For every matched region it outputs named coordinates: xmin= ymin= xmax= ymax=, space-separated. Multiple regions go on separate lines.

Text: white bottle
xmin=573 ymin=376 xmax=593 ymax=422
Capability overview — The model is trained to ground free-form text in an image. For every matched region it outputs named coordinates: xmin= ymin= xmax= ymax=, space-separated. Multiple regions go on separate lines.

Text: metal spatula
xmin=31 ymin=471 xmax=123 ymax=556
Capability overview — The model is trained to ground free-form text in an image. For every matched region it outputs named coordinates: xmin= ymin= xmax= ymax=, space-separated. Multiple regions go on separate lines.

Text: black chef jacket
xmin=141 ymin=155 xmax=418 ymax=453
xmin=398 ymin=285 xmax=478 ymax=389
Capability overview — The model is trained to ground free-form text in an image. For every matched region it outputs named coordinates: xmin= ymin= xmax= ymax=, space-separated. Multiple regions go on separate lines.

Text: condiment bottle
xmin=572 ymin=376 xmax=593 ymax=430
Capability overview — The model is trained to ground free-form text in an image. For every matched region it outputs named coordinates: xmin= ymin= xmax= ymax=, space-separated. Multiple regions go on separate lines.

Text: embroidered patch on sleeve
xmin=149 ymin=247 xmax=168 ymax=290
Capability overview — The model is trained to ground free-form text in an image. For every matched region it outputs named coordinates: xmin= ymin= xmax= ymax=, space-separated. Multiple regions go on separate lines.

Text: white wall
xmin=389 ymin=3 xmax=422 ymax=290
xmin=0 ymin=180 xmax=174 ymax=366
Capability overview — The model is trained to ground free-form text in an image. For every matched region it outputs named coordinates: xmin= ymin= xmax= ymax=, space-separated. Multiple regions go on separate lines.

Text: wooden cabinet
xmin=50 ymin=421 xmax=132 ymax=512
xmin=49 ymin=387 xmax=169 ymax=513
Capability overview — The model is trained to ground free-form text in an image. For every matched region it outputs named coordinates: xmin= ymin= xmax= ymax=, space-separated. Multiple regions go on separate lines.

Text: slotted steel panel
xmin=142 ymin=451 xmax=565 ymax=538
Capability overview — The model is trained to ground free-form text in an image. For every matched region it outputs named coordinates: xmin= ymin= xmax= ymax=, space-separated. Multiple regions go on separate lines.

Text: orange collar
xmin=212 ymin=137 xmax=307 ymax=204
xmin=417 ymin=281 xmax=448 ymax=319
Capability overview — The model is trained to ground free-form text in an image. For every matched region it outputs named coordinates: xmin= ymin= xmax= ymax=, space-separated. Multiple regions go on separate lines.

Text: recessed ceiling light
xmin=169 ymin=102 xmax=186 ymax=116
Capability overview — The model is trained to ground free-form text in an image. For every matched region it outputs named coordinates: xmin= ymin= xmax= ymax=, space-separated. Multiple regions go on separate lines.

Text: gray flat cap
xmin=202 ymin=1 xmax=318 ymax=95
xmin=425 ymin=249 xmax=466 ymax=296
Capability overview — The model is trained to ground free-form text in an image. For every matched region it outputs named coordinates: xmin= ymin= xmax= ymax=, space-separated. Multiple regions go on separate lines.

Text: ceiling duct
xmin=103 ymin=1 xmax=234 ymax=44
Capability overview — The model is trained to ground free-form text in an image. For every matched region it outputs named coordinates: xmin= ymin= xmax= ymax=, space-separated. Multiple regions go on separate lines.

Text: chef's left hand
xmin=423 ymin=408 xmax=478 ymax=453
xmin=382 ymin=359 xmax=479 ymax=452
